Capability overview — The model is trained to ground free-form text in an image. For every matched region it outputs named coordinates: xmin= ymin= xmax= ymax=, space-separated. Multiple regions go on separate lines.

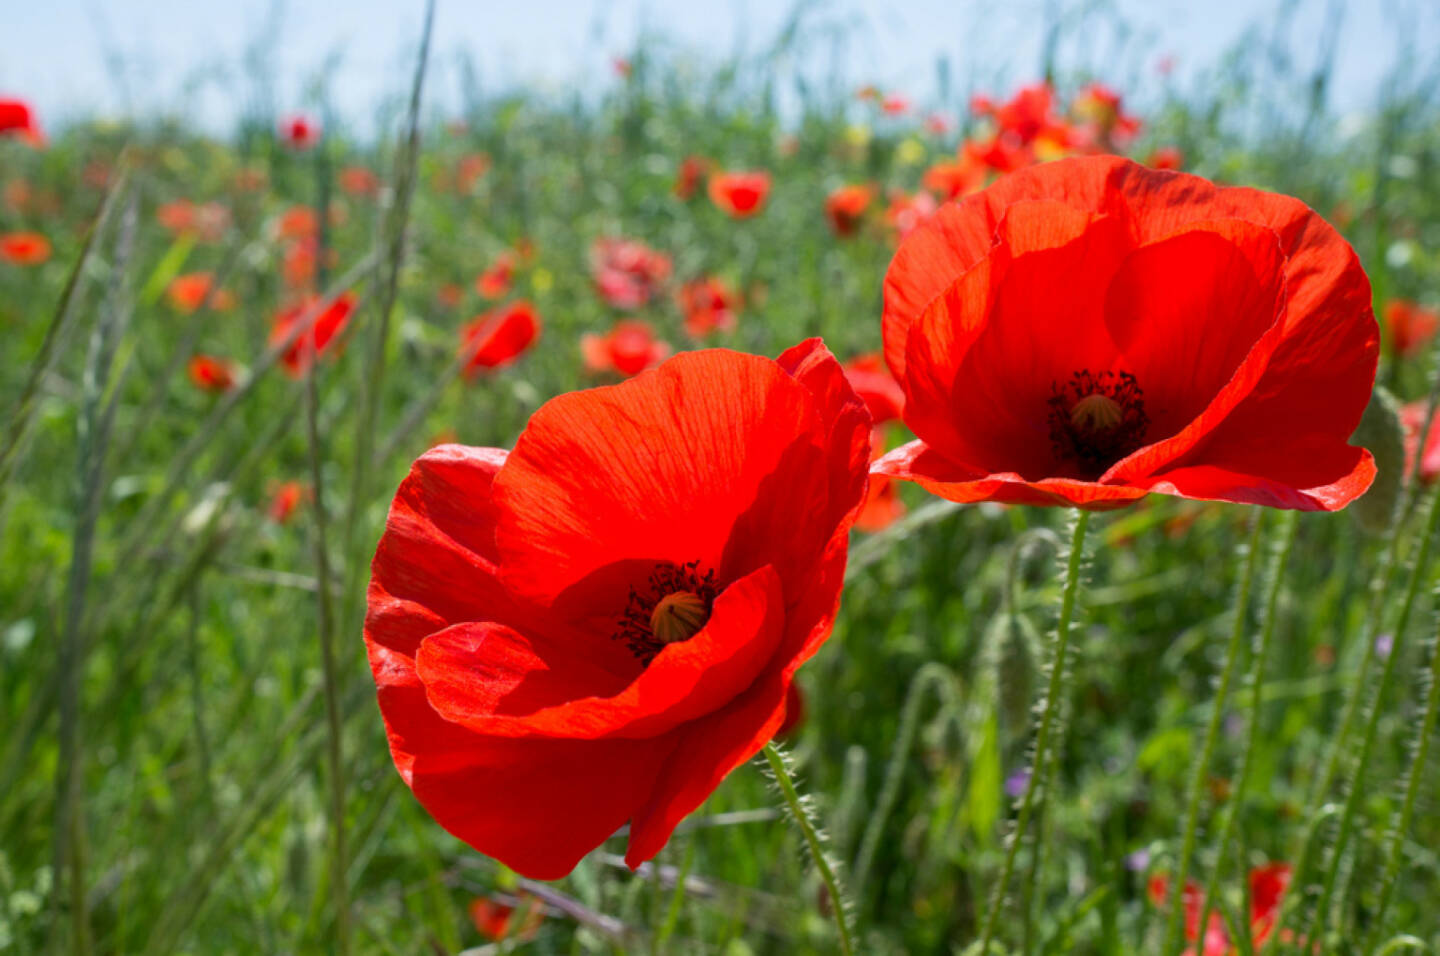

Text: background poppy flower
xmin=857 ymin=428 xmax=906 ymax=532
xmin=267 ymin=480 xmax=307 ymax=524
xmin=0 ymin=97 xmax=44 ymax=145
xmin=842 ymin=353 xmax=904 ymax=425
xmin=167 ymin=272 xmax=234 ymax=313
xmin=678 ymin=277 xmax=739 ymax=337
xmin=455 ymin=153 xmax=491 ymax=192
xmin=674 ymin=155 xmax=710 ymax=199
xmin=364 ymin=340 xmax=870 ymax=879
xmin=1401 ymin=400 xmax=1440 ymax=483
xmin=591 ymin=237 xmax=672 ymax=309
xmin=884 ymin=189 xmax=937 ymax=240
xmin=824 ymin=184 xmax=873 ymax=237
xmin=460 ymin=301 xmax=540 ymax=376
xmin=0 ymin=231 xmax=51 ymax=265
xmin=708 ymin=170 xmax=771 ymax=218
xmin=279 ymin=113 xmax=321 ymax=150
xmin=581 ymin=320 xmax=671 ymax=377
xmin=1383 ymin=299 xmax=1438 ymax=358
xmin=875 ymin=155 xmax=1378 ymax=511
xmin=339 ymin=165 xmax=379 ymax=196
xmin=476 ymin=251 xmax=517 ymax=299
xmin=1147 ymin=145 xmax=1185 ymax=170
xmin=270 ymin=293 xmax=357 ymax=376
xmin=922 ymin=159 xmax=984 ymax=201
xmin=1149 ymin=863 xmax=1295 ymax=955
xmin=469 ymin=895 xmax=543 ymax=941
xmin=187 ymin=355 xmax=238 ymax=393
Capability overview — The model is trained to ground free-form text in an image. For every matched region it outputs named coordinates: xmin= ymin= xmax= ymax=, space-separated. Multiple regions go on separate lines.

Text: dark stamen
xmin=1047 ymin=369 xmax=1149 ymax=476
xmin=614 ymin=559 xmax=719 ymax=663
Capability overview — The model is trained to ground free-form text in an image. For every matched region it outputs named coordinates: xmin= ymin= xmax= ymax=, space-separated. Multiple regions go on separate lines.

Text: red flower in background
xmin=1384 ymin=299 xmax=1438 ymax=358
xmin=1147 ymin=146 xmax=1185 ymax=170
xmin=1402 ymin=400 xmax=1440 ymax=484
xmin=857 ymin=428 xmax=906 ymax=533
xmin=469 ymin=895 xmax=544 ymax=942
xmin=0 ymin=231 xmax=50 ymax=265
xmin=460 ymin=301 xmax=540 ymax=377
xmin=156 ymin=200 xmax=231 ymax=242
xmin=1072 ymin=82 xmax=1142 ymax=147
xmin=674 ymin=155 xmax=710 ymax=200
xmin=875 ymin=155 xmax=1377 ymax=511
xmin=270 ymin=293 xmax=358 ymax=376
xmin=0 ymin=97 xmax=44 ymax=146
xmin=276 ymin=206 xmax=319 ymax=241
xmin=267 ymin=480 xmax=308 ymax=524
xmin=824 ymin=184 xmax=873 ymax=238
xmin=884 ymin=189 xmax=938 ymax=241
xmin=582 ymin=320 xmax=671 ymax=377
xmin=364 ymin=341 xmax=870 ymax=878
xmin=456 ymin=153 xmax=492 ymax=193
xmin=476 ymin=251 xmax=517 ymax=300
xmin=167 ymin=273 xmax=234 ymax=313
xmin=591 ymin=237 xmax=672 ymax=309
xmin=880 ymin=94 xmax=910 ymax=116
xmin=842 ymin=353 xmax=905 ymax=425
xmin=339 ymin=166 xmax=379 ymax=197
xmin=923 ymin=157 xmax=985 ymax=201
xmin=1148 ymin=863 xmax=1296 ymax=956
xmin=709 ymin=170 xmax=771 ymax=219
xmin=187 ymin=355 xmax=238 ymax=393
xmin=280 ymin=113 xmax=321 ymax=150
xmin=924 ymin=113 xmax=953 ymax=136
xmin=678 ymin=277 xmax=739 ymax=338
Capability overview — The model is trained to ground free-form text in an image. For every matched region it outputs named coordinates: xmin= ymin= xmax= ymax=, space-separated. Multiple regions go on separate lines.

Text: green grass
xmin=4 ymin=3 xmax=1440 ymax=953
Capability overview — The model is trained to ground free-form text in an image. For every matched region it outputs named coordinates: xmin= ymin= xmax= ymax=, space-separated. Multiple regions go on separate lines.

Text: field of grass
xmin=5 ymin=2 xmax=1440 ymax=953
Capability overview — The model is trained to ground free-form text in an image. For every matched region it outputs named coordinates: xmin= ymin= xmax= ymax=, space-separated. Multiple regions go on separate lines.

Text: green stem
xmin=1367 ymin=542 xmax=1440 ymax=942
xmin=303 ymin=360 xmax=350 ymax=955
xmin=761 ymin=743 xmax=855 ymax=956
xmin=1306 ymin=476 xmax=1440 ymax=948
xmin=1163 ymin=509 xmax=1264 ymax=955
xmin=1197 ymin=511 xmax=1297 ymax=952
xmin=976 ymin=508 xmax=1090 ymax=952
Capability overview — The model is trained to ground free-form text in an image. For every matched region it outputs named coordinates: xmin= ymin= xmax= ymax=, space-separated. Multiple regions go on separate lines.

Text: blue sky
xmin=3 ymin=0 xmax=1434 ymax=132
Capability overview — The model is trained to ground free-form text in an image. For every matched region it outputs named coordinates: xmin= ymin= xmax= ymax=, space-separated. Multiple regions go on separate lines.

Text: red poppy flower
xmin=187 ymin=355 xmax=238 ymax=393
xmin=276 ymin=206 xmax=319 ymax=241
xmin=923 ymin=158 xmax=985 ymax=201
xmin=1147 ymin=146 xmax=1185 ymax=171
xmin=708 ymin=170 xmax=771 ymax=219
xmin=875 ymin=155 xmax=1377 ymax=511
xmin=1149 ymin=863 xmax=1296 ymax=956
xmin=857 ymin=429 xmax=906 ymax=532
xmin=880 ymin=94 xmax=910 ymax=116
xmin=363 ymin=340 xmax=871 ymax=878
xmin=476 ymin=251 xmax=517 ymax=300
xmin=582 ymin=320 xmax=671 ymax=377
xmin=842 ymin=353 xmax=904 ymax=425
xmin=824 ymin=185 xmax=873 ymax=238
xmin=270 ymin=293 xmax=358 ymax=377
xmin=0 ymin=97 xmax=44 ymax=146
xmin=612 ymin=57 xmax=633 ymax=78
xmin=1401 ymin=400 xmax=1440 ymax=483
xmin=234 ymin=167 xmax=268 ymax=192
xmin=924 ymin=113 xmax=953 ymax=136
xmin=674 ymin=155 xmax=710 ymax=200
xmin=469 ymin=895 xmax=543 ymax=942
xmin=591 ymin=238 xmax=672 ymax=310
xmin=157 ymin=200 xmax=229 ymax=240
xmin=436 ymin=283 xmax=464 ymax=309
xmin=339 ymin=166 xmax=379 ymax=197
xmin=267 ymin=480 xmax=308 ymax=524
xmin=167 ymin=272 xmax=234 ymax=313
xmin=678 ymin=277 xmax=739 ymax=338
xmin=884 ymin=189 xmax=938 ymax=241
xmin=1072 ymin=82 xmax=1142 ymax=146
xmin=456 ymin=153 xmax=491 ymax=193
xmin=279 ymin=113 xmax=321 ymax=150
xmin=776 ymin=681 xmax=806 ymax=738
xmin=1383 ymin=299 xmax=1438 ymax=358
xmin=460 ymin=301 xmax=540 ymax=377
xmin=0 ymin=231 xmax=51 ymax=266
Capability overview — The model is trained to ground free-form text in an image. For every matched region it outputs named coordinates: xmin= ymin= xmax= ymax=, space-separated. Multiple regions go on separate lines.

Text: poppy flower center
xmin=615 ymin=560 xmax=720 ymax=663
xmin=1047 ymin=369 xmax=1149 ymax=476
